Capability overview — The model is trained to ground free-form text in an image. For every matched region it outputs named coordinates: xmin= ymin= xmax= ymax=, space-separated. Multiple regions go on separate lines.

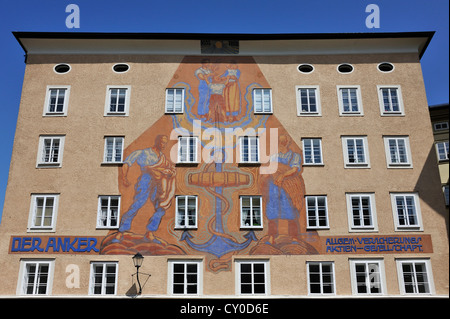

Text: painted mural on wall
xmin=99 ymin=56 xmax=320 ymax=272
xmin=7 ymin=56 xmax=434 ymax=270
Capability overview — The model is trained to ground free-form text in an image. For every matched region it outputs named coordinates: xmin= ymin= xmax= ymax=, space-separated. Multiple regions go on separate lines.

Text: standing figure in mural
xmin=263 ymin=134 xmax=304 ymax=243
xmin=221 ymin=62 xmax=241 ymax=122
xmin=117 ymin=135 xmax=176 ymax=242
xmin=195 ymin=59 xmax=212 ymax=120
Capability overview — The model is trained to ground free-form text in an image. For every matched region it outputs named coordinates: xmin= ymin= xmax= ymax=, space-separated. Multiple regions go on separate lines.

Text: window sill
xmin=101 ymin=162 xmax=123 ymax=166
xmin=176 ymin=162 xmax=199 ymax=167
xmin=238 ymin=162 xmax=261 ymax=167
xmin=240 ymin=226 xmax=263 ymax=230
xmin=345 ymin=164 xmax=370 ymax=168
xmin=104 ymin=113 xmax=128 ymax=117
xmin=37 ymin=163 xmax=62 ymax=168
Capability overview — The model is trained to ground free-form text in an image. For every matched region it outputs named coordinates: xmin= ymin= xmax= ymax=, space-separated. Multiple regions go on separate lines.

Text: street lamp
xmin=132 ymin=252 xmax=144 ymax=295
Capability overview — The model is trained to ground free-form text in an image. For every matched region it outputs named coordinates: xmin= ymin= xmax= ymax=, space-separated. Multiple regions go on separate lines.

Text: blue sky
xmin=0 ymin=0 xmax=448 ymax=223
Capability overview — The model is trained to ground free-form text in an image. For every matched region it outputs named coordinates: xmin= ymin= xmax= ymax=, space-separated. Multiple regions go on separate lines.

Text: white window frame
xmin=240 ymin=196 xmax=263 ymax=229
xmin=307 ymin=261 xmax=336 ymax=295
xmin=342 ymin=136 xmax=370 ymax=168
xmin=302 ymin=138 xmax=323 ymax=165
xmin=253 ymin=88 xmax=273 ymax=114
xmin=390 ymin=193 xmax=423 ymax=231
xmin=337 ymin=85 xmax=363 ymax=116
xmin=36 ymin=135 xmax=65 ymax=167
xmin=383 ymin=136 xmax=412 ymax=168
xmin=97 ymin=195 xmax=121 ymax=229
xmin=235 ymin=259 xmax=270 ymax=296
xmin=17 ymin=259 xmax=55 ymax=296
xmin=434 ymin=121 xmax=449 ymax=131
xmin=346 ymin=193 xmax=378 ymax=232
xmin=175 ymin=195 xmax=198 ymax=229
xmin=177 ymin=136 xmax=199 ymax=164
xmin=349 ymin=259 xmax=387 ymax=296
xmin=436 ymin=141 xmax=449 ymax=161
xmin=239 ymin=136 xmax=260 ymax=164
xmin=103 ymin=136 xmax=124 ymax=164
xmin=89 ymin=262 xmax=118 ymax=296
xmin=305 ymin=195 xmax=329 ymax=229
xmin=296 ymin=85 xmax=321 ymax=116
xmin=377 ymin=85 xmax=404 ymax=116
xmin=28 ymin=194 xmax=59 ymax=232
xmin=168 ymin=260 xmax=203 ymax=296
xmin=396 ymin=259 xmax=435 ymax=295
xmin=104 ymin=85 xmax=131 ymax=116
xmin=43 ymin=85 xmax=70 ymax=116
xmin=165 ymin=88 xmax=185 ymax=113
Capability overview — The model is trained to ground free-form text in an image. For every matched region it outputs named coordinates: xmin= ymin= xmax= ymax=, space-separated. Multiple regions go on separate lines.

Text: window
xmin=18 ymin=260 xmax=54 ymax=295
xmin=443 ymin=185 xmax=449 ymax=206
xmin=240 ymin=196 xmax=263 ymax=228
xmin=306 ymin=196 xmax=329 ymax=229
xmin=175 ymin=195 xmax=198 ymax=229
xmin=337 ymin=63 xmax=354 ymax=74
xmin=112 ymin=63 xmax=130 ymax=73
xmin=97 ymin=196 xmax=120 ymax=229
xmin=253 ymin=88 xmax=272 ymax=113
xmin=89 ymin=262 xmax=118 ymax=295
xmin=298 ymin=64 xmax=314 ymax=74
xmin=383 ymin=136 xmax=412 ymax=168
xmin=44 ymin=86 xmax=70 ymax=116
xmin=168 ymin=260 xmax=202 ymax=295
xmin=346 ymin=193 xmax=377 ymax=231
xmin=302 ymin=138 xmax=323 ymax=165
xmin=103 ymin=137 xmax=124 ymax=163
xmin=377 ymin=85 xmax=404 ymax=115
xmin=165 ymin=88 xmax=185 ymax=113
xmin=377 ymin=62 xmax=394 ymax=73
xmin=342 ymin=136 xmax=370 ymax=167
xmin=391 ymin=193 xmax=422 ymax=231
xmin=337 ymin=86 xmax=363 ymax=115
xmin=54 ymin=63 xmax=71 ymax=74
xmin=236 ymin=260 xmax=269 ymax=295
xmin=37 ymin=135 xmax=65 ymax=167
xmin=350 ymin=259 xmax=386 ymax=295
xmin=178 ymin=136 xmax=198 ymax=163
xmin=434 ymin=121 xmax=449 ymax=131
xmin=296 ymin=86 xmax=321 ymax=116
xmin=436 ymin=141 xmax=449 ymax=161
xmin=105 ymin=86 xmax=130 ymax=115
xmin=307 ymin=262 xmax=335 ymax=295
xmin=28 ymin=194 xmax=59 ymax=232
xmin=239 ymin=136 xmax=259 ymax=163
xmin=396 ymin=259 xmax=434 ymax=295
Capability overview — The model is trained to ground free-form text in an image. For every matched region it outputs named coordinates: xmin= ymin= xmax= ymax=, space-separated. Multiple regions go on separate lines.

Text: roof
xmin=13 ymin=31 xmax=434 ymax=59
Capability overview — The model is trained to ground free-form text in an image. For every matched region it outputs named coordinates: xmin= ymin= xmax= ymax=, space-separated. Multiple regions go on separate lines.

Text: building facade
xmin=429 ymin=103 xmax=449 ymax=212
xmin=0 ymin=31 xmax=448 ymax=298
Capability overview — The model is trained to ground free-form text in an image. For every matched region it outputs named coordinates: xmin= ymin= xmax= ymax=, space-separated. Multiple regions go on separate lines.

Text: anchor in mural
xmin=180 ymin=160 xmax=257 ymax=258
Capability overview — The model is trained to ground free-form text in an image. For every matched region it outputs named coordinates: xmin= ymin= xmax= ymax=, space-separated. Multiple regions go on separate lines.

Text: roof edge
xmin=12 ymin=30 xmax=435 ymax=59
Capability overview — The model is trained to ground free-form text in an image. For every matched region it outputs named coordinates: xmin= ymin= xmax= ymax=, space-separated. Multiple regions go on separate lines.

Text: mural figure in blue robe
xmin=263 ymin=134 xmax=305 ymax=243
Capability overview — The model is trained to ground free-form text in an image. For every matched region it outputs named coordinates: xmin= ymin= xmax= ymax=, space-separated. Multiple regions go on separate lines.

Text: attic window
xmin=378 ymin=62 xmax=394 ymax=73
xmin=113 ymin=64 xmax=130 ymax=73
xmin=54 ymin=64 xmax=71 ymax=74
xmin=337 ymin=64 xmax=354 ymax=73
xmin=298 ymin=64 xmax=314 ymax=73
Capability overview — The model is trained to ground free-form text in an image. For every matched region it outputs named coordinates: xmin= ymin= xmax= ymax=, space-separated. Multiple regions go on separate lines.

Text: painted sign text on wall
xmin=321 ymin=235 xmax=432 ymax=254
xmin=9 ymin=236 xmax=102 ymax=254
